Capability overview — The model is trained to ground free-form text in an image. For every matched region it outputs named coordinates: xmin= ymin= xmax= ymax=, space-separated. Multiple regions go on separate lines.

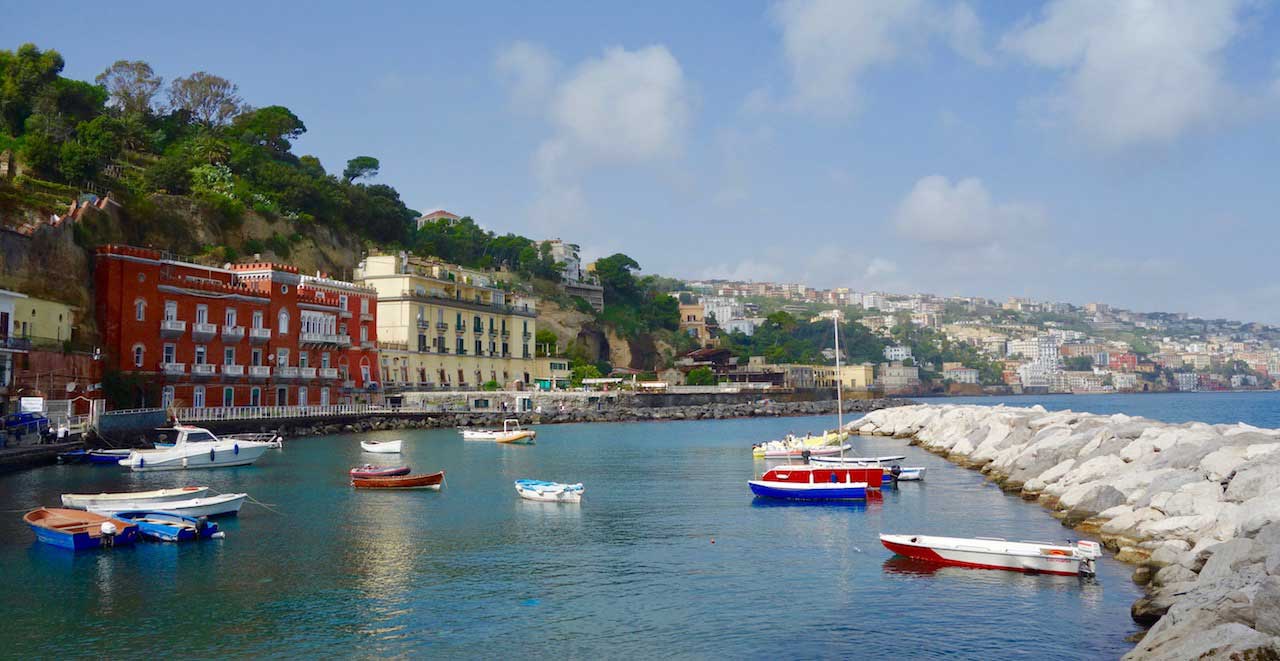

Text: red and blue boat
xmin=748 ymin=465 xmax=885 ymax=500
xmin=23 ymin=507 xmax=139 ymax=550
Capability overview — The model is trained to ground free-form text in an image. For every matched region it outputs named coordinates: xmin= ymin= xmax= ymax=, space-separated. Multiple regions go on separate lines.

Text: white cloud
xmin=498 ymin=43 xmax=692 ymax=233
xmin=547 ymin=45 xmax=690 ymax=166
xmin=770 ymin=0 xmax=990 ymax=116
xmin=1003 ymin=0 xmax=1249 ymax=149
xmin=494 ymin=41 xmax=559 ymax=110
xmin=892 ymin=175 xmax=1046 ymax=245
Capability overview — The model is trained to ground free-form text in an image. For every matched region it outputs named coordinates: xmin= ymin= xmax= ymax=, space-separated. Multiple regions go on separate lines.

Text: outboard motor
xmin=1075 ymin=540 xmax=1102 ymax=576
xmin=801 ymin=450 xmax=812 ymax=464
xmin=100 ymin=521 xmax=119 ymax=547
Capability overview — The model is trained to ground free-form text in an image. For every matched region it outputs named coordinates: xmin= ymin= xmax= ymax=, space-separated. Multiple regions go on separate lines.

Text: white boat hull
xmin=460 ymin=429 xmax=501 ymax=440
xmin=119 ymin=442 xmax=272 ymax=471
xmin=361 ymin=440 xmax=402 ymax=453
xmin=88 ymin=493 xmax=247 ymax=518
xmin=515 ymin=482 xmax=583 ymax=503
xmin=811 ymin=454 xmax=907 ymax=465
xmin=881 ymin=534 xmax=1101 ymax=576
xmin=61 ymin=486 xmax=209 ymax=509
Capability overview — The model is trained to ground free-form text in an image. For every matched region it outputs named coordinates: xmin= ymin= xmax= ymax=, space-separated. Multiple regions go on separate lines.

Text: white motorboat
xmin=880 ymin=534 xmax=1103 ymax=576
xmin=361 ymin=440 xmax=402 ymax=454
xmin=459 ymin=428 xmax=502 ymax=440
xmin=61 ymin=486 xmax=210 ymax=510
xmin=811 ymin=454 xmax=907 ymax=465
xmin=88 ymin=492 xmax=248 ymax=518
xmin=118 ymin=425 xmax=275 ymax=471
xmin=515 ymin=479 xmax=583 ymax=503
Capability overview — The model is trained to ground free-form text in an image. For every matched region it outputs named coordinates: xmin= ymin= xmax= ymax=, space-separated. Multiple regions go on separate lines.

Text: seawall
xmin=206 ymin=397 xmax=911 ymax=440
xmin=851 ymin=404 xmax=1280 ymax=660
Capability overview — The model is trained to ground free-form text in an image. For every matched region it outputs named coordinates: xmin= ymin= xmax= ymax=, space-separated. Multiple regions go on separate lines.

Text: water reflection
xmin=880 ymin=555 xmax=1091 ymax=591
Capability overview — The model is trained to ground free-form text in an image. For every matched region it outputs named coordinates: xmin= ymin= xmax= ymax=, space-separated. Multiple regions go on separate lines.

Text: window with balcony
xmin=225 ymin=308 xmax=237 ymax=326
xmin=489 ymin=341 xmax=496 ymax=355
xmin=193 ymin=386 xmax=205 ymax=408
xmin=360 ymin=363 xmax=371 ymax=382
xmin=360 ymin=326 xmax=368 ymax=341
xmin=298 ymin=387 xmax=307 ymax=406
xmin=361 ymin=298 xmax=369 ymax=314
xmin=132 ymin=345 xmax=144 ymax=368
xmin=276 ymin=348 xmax=289 ymax=366
xmin=163 ymin=344 xmax=176 ymax=364
xmin=473 ymin=315 xmax=482 ymax=332
xmin=222 ymin=387 xmax=234 ymax=407
xmin=502 ymin=342 xmax=509 ymax=356
xmin=252 ymin=310 xmax=264 ymax=329
xmin=134 ymin=299 xmax=146 ymax=321
xmin=456 ymin=312 xmax=463 ymax=328
xmin=321 ymin=352 xmax=330 ymax=369
xmin=299 ymin=352 xmax=309 ymax=368
xmin=164 ymin=301 xmax=177 ymax=321
xmin=339 ymin=294 xmax=348 ymax=310
xmin=194 ymin=345 xmax=206 ymax=364
xmin=224 ymin=348 xmax=235 ymax=365
xmin=436 ymin=336 xmax=446 ymax=353
xmin=196 ymin=305 xmax=208 ymax=324
xmin=251 ymin=348 xmax=263 ymax=366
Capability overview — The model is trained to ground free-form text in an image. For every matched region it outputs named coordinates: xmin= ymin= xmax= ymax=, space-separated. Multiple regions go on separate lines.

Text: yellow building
xmin=356 ymin=252 xmax=537 ymax=389
xmin=813 ymin=363 xmax=876 ymax=391
xmin=534 ymin=356 xmax=572 ymax=390
xmin=10 ymin=295 xmax=76 ymax=345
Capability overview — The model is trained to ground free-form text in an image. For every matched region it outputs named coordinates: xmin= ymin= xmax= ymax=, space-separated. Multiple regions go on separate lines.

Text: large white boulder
xmin=1200 ymin=446 xmax=1252 ymax=482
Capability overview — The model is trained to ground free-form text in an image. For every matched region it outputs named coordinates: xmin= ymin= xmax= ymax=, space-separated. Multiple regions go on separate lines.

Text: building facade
xmin=356 ymin=252 xmax=537 ymax=391
xmin=95 ymin=245 xmax=380 ymax=410
xmin=544 ymin=240 xmax=604 ymax=312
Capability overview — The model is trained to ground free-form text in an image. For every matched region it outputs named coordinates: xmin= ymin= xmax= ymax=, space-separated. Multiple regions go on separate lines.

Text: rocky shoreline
xmin=851 ymin=404 xmax=1280 ymax=660
xmin=261 ymin=397 xmax=912 ymax=439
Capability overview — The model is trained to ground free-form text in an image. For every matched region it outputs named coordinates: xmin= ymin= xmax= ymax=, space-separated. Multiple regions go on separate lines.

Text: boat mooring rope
xmin=206 ymin=487 xmax=284 ymax=516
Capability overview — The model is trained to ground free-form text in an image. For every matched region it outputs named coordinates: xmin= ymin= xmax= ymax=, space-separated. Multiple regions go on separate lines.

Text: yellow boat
xmin=751 ymin=429 xmax=849 ymax=457
xmin=495 ymin=419 xmax=537 ymax=445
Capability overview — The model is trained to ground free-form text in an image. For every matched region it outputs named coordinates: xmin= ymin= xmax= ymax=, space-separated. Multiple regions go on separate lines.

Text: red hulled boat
xmin=351 ymin=470 xmax=445 ymax=490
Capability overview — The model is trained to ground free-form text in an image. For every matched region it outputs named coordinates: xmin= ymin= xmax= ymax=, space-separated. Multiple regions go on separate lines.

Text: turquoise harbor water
xmin=0 ymin=413 xmax=1158 ymax=659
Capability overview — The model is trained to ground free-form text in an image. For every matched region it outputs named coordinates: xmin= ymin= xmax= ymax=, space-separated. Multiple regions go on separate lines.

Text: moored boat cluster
xmin=849 ymin=403 xmax=1280 ymax=659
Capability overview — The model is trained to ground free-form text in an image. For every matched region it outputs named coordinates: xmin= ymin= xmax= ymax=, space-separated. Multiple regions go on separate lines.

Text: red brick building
xmin=1107 ymin=352 xmax=1138 ymax=372
xmin=94 ymin=245 xmax=380 ymax=410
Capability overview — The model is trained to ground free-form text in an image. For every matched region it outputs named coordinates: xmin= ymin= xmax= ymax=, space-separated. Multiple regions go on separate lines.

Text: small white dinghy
xmin=61 ymin=486 xmax=209 ymax=510
xmin=361 ymin=440 xmax=403 ymax=454
xmin=87 ymin=492 xmax=248 ymax=518
xmin=881 ymin=534 xmax=1102 ymax=576
xmin=514 ymin=479 xmax=583 ymax=503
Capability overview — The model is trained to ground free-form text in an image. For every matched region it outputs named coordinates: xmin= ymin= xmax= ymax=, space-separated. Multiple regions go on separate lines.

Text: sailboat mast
xmin=834 ymin=315 xmax=843 ymax=453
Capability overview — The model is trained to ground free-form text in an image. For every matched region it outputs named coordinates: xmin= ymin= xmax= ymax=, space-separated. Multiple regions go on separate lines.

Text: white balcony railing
xmin=191 ymin=363 xmax=217 ymax=377
xmin=160 ymin=319 xmax=186 ymax=336
xmin=277 ymin=366 xmax=299 ymax=379
xmin=342 ymin=380 xmax=356 ymax=389
xmin=192 ymin=322 xmax=218 ymax=339
xmin=249 ymin=327 xmax=271 ymax=342
xmin=300 ymin=331 xmax=326 ymax=345
xmin=336 ymin=335 xmax=352 ymax=347
xmin=361 ymin=340 xmax=376 ymax=349
xmin=222 ymin=325 xmax=245 ymax=341
xmin=360 ymin=312 xmax=374 ymax=322
xmin=319 ymin=367 xmax=339 ymax=379
xmin=248 ymin=366 xmax=271 ymax=378
xmin=222 ymin=364 xmax=245 ymax=377
xmin=299 ymin=367 xmax=317 ymax=379
xmin=161 ymin=362 xmax=186 ymax=375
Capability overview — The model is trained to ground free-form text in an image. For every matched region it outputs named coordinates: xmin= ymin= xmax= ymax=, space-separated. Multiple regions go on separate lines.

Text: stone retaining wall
xmin=852 ymin=404 xmax=1280 ymax=660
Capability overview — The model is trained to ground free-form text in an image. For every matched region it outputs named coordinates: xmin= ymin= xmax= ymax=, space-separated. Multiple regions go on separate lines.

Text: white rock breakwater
xmin=852 ymin=404 xmax=1280 ymax=660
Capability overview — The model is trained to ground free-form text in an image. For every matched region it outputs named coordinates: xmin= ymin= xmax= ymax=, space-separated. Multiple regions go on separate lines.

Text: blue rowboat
xmin=113 ymin=511 xmax=222 ymax=542
xmin=57 ymin=449 xmax=88 ymax=463
xmin=747 ymin=480 xmax=868 ymax=500
xmin=86 ymin=449 xmax=132 ymax=465
xmin=23 ymin=508 xmax=139 ymax=550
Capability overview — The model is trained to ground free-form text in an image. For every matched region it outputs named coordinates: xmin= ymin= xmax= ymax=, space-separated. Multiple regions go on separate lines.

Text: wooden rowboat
xmin=24 ymin=507 xmax=140 ymax=550
xmin=352 ymin=470 xmax=445 ymax=490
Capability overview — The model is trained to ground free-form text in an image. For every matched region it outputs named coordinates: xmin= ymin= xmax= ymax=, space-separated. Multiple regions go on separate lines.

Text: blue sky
xmin=6 ymin=1 xmax=1280 ymax=321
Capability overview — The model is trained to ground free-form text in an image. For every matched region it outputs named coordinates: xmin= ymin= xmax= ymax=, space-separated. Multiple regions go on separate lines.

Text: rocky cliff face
xmin=853 ymin=404 xmax=1280 ymax=660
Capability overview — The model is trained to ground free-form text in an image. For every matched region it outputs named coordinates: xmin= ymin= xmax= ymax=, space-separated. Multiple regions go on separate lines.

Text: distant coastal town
xmin=671 ymin=278 xmax=1280 ymax=396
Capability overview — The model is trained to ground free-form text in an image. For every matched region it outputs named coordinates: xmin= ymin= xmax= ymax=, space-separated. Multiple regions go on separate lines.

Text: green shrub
xmin=264 ymin=233 xmax=290 ymax=258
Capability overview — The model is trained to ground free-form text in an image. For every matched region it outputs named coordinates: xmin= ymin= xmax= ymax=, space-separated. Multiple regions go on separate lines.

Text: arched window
xmin=278 ymin=309 xmax=290 ymax=334
xmin=132 ymin=344 xmax=145 ymax=368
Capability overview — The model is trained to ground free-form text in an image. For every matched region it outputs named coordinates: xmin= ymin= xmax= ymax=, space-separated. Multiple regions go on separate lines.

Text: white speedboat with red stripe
xmin=880 ymin=534 xmax=1102 ymax=576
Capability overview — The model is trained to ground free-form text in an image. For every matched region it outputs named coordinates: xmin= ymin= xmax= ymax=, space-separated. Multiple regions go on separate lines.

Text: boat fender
xmin=211 ymin=531 xmax=226 ymax=539
xmin=182 ymin=456 xmax=188 ymax=468
xmin=234 ymin=443 xmax=239 ymax=455
xmin=210 ymin=448 xmax=216 ymax=462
